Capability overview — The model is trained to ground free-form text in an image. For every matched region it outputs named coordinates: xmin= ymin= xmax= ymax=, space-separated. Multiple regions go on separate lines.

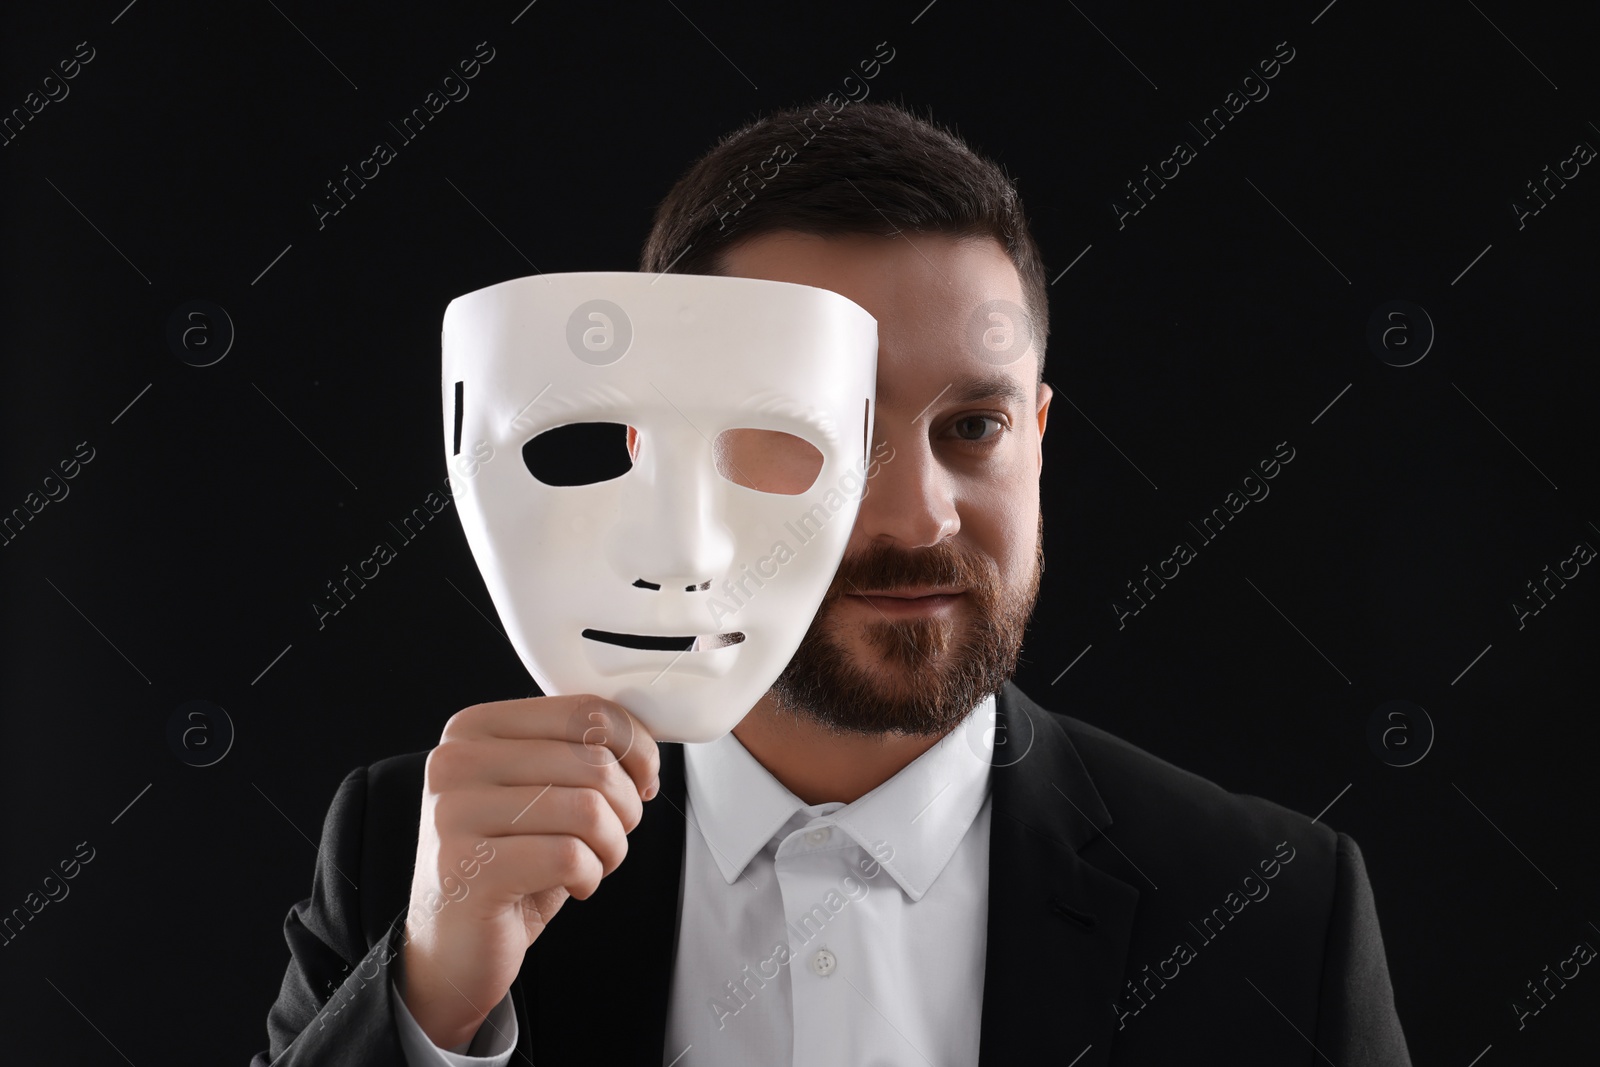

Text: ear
xmin=1034 ymin=382 xmax=1052 ymax=472
xmin=627 ymin=425 xmax=639 ymax=461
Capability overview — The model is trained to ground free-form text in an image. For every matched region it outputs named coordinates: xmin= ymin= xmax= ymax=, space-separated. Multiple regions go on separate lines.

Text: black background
xmin=2 ymin=0 xmax=1596 ymax=1061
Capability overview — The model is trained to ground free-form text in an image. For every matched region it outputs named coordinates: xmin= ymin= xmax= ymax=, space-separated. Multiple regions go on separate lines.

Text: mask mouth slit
xmin=581 ymin=628 xmax=745 ymax=651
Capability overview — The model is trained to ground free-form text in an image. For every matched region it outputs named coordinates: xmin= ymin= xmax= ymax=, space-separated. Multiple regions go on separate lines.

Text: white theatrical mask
xmin=442 ymin=272 xmax=879 ymax=743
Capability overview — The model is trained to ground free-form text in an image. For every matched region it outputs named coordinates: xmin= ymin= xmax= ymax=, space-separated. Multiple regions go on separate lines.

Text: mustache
xmin=827 ymin=540 xmax=995 ymax=600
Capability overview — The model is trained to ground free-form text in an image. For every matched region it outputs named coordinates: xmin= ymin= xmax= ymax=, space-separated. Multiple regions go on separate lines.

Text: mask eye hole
xmin=523 ymin=422 xmax=633 ymax=486
xmin=713 ymin=428 xmax=823 ymax=495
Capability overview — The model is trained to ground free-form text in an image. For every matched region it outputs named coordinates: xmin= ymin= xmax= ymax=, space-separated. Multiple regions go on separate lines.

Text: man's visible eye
xmin=947 ymin=414 xmax=1006 ymax=444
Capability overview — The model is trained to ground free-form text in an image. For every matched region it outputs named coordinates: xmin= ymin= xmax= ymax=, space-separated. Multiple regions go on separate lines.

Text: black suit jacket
xmin=252 ymin=681 xmax=1412 ymax=1065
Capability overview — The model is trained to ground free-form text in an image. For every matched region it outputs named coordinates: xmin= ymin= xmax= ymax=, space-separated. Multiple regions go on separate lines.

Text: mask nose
xmin=609 ymin=424 xmax=736 ymax=591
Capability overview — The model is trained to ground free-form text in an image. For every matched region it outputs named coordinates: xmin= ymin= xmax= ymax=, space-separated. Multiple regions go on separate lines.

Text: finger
xmin=424 ymin=738 xmax=645 ymax=827
xmin=434 ymin=783 xmax=638 ymax=863
xmin=445 ymin=696 xmax=661 ymax=797
xmin=438 ymin=832 xmax=609 ymax=902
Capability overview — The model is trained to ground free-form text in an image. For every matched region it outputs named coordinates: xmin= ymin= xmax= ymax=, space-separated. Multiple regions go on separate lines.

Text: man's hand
xmin=398 ymin=695 xmax=660 ymax=1049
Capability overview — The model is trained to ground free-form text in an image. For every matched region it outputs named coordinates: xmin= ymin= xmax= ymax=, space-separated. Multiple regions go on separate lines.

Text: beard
xmin=767 ymin=509 xmax=1044 ymax=737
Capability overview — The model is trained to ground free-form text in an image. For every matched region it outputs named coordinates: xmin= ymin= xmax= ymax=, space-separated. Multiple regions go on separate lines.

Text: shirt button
xmin=811 ymin=948 xmax=837 ymax=977
xmin=804 ymin=827 xmax=832 ymax=846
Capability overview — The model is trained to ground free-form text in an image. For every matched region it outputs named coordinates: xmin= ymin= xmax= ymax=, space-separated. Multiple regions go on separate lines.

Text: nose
xmin=852 ymin=432 xmax=958 ymax=549
xmin=608 ymin=424 xmax=736 ymax=589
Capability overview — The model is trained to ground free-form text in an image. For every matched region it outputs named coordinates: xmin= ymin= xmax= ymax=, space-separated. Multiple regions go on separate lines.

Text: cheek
xmin=960 ymin=472 xmax=1037 ymax=575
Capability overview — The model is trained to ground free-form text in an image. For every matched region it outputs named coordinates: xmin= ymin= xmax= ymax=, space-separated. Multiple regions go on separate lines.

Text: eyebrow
xmin=883 ymin=371 xmax=1031 ymax=413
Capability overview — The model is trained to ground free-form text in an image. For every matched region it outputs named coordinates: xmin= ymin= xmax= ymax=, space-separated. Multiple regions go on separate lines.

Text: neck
xmin=730 ymin=691 xmax=955 ymax=805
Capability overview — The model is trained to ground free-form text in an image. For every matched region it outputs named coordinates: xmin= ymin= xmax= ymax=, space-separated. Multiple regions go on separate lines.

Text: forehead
xmin=715 ymin=230 xmax=1034 ymax=409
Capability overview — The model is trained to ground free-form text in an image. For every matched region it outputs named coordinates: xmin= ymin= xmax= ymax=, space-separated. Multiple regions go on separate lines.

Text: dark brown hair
xmin=639 ymin=98 xmax=1050 ymax=384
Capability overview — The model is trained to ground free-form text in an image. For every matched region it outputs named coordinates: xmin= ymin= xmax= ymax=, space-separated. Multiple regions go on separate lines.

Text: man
xmin=253 ymin=99 xmax=1412 ymax=1065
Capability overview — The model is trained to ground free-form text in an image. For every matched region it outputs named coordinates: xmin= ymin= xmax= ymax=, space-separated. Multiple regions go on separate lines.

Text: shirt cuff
xmin=391 ymin=977 xmax=519 ymax=1064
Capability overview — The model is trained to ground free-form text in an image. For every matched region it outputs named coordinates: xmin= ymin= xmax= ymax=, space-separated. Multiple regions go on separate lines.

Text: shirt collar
xmin=683 ymin=692 xmax=996 ymax=902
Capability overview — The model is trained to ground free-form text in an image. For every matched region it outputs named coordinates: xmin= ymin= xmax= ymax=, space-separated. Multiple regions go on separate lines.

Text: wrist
xmin=397 ymin=940 xmax=487 ymax=1050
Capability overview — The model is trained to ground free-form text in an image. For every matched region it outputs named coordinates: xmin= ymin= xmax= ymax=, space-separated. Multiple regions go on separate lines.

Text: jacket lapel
xmin=978 ymin=682 xmax=1140 ymax=1066
xmin=520 ymin=738 xmax=688 ymax=1063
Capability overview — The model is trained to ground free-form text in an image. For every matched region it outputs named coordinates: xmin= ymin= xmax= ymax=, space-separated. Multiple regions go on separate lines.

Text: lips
xmin=842 ymin=589 xmax=965 ymax=615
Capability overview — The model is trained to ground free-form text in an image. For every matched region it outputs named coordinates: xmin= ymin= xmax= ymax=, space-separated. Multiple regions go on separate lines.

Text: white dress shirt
xmin=395 ymin=693 xmax=997 ymax=1066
